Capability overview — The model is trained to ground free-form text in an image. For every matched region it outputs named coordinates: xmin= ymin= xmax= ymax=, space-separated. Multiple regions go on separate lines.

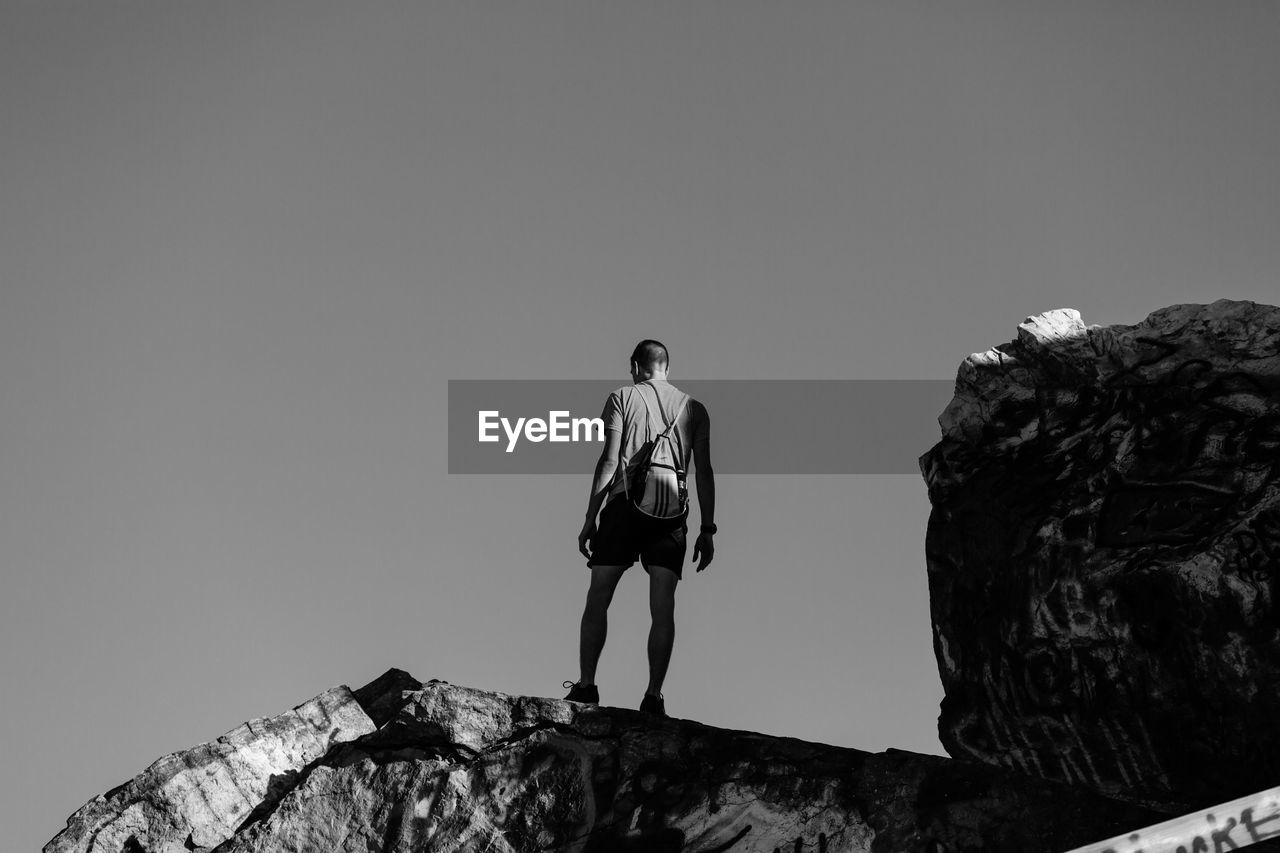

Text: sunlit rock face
xmin=42 ymin=685 xmax=379 ymax=853
xmin=920 ymin=299 xmax=1280 ymax=808
xmin=46 ymin=670 xmax=1160 ymax=852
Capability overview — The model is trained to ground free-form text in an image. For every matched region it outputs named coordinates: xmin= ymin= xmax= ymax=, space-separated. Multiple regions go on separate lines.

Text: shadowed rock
xmin=920 ymin=299 xmax=1280 ymax=809
xmin=351 ymin=667 xmax=424 ymax=728
xmin=46 ymin=671 xmax=1163 ymax=852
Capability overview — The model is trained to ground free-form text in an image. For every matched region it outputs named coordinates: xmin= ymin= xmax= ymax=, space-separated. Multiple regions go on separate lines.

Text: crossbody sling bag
xmin=622 ymin=384 xmax=691 ymax=521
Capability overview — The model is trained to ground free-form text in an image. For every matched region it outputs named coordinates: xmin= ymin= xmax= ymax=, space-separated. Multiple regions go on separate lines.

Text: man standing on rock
xmin=564 ymin=340 xmax=715 ymax=717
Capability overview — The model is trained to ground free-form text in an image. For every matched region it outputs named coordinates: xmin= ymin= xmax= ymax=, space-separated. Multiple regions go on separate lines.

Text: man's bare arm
xmin=578 ymin=429 xmax=622 ymax=560
xmin=692 ymin=406 xmax=715 ymax=571
xmin=584 ymin=429 xmax=622 ymax=521
xmin=694 ymin=457 xmax=715 ymax=528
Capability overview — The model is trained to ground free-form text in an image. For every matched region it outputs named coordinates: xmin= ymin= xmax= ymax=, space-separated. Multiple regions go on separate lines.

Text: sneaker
xmin=639 ymin=692 xmax=666 ymax=717
xmin=562 ymin=680 xmax=599 ymax=704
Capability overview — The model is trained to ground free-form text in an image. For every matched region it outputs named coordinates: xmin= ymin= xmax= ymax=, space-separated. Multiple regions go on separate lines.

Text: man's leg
xmin=645 ymin=564 xmax=679 ymax=696
xmin=579 ymin=564 xmax=627 ymax=686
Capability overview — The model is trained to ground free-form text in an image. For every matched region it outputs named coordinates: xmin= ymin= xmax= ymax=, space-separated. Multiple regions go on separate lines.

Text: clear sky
xmin=6 ymin=3 xmax=1279 ymax=849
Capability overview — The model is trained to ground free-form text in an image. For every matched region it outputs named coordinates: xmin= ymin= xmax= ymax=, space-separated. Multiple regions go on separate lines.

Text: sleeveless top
xmin=599 ymin=380 xmax=707 ymax=500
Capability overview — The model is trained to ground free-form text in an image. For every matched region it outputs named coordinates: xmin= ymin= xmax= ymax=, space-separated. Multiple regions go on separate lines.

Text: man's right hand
xmin=578 ymin=518 xmax=596 ymax=561
xmin=692 ymin=532 xmax=714 ymax=572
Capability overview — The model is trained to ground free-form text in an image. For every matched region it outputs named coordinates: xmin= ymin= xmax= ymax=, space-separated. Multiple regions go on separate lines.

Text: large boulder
xmin=920 ymin=299 xmax=1280 ymax=808
xmin=47 ymin=671 xmax=1162 ymax=852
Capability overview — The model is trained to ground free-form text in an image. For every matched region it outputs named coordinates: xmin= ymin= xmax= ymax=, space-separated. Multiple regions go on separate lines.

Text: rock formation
xmin=920 ymin=299 xmax=1280 ymax=809
xmin=46 ymin=670 xmax=1161 ymax=852
xmin=43 ymin=685 xmax=377 ymax=853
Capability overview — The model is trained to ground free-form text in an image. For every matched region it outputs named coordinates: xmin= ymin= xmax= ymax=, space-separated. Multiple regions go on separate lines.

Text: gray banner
xmin=449 ymin=380 xmax=954 ymax=474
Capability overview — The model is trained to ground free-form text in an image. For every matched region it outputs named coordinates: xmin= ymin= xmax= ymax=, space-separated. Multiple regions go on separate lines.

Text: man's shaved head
xmin=631 ymin=340 xmax=669 ymax=372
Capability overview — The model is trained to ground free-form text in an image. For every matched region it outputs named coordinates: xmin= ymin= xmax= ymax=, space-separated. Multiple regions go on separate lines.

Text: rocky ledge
xmin=46 ymin=669 xmax=1162 ymax=853
xmin=920 ymin=299 xmax=1280 ymax=809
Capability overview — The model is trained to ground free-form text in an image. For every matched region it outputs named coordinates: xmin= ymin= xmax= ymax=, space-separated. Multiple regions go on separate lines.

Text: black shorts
xmin=587 ymin=498 xmax=688 ymax=580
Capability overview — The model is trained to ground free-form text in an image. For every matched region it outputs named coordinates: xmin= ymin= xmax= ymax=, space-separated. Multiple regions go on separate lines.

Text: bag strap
xmin=668 ymin=394 xmax=690 ymax=468
xmin=634 ymin=384 xmax=662 ymax=437
xmin=637 ymin=384 xmax=690 ymax=473
xmin=622 ymin=386 xmax=661 ymax=501
xmin=636 ymin=384 xmax=688 ymax=439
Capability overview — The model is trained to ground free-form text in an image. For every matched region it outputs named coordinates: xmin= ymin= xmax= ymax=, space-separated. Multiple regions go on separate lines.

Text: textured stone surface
xmin=47 ymin=672 xmax=1165 ymax=852
xmin=44 ymin=685 xmax=376 ymax=853
xmin=920 ymin=299 xmax=1280 ymax=809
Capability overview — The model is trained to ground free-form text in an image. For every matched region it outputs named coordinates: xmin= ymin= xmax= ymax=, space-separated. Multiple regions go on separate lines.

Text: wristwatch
xmin=700 ymin=523 xmax=717 ymax=535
